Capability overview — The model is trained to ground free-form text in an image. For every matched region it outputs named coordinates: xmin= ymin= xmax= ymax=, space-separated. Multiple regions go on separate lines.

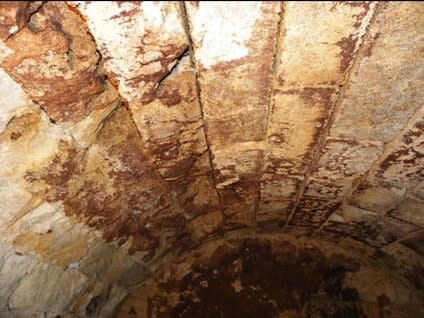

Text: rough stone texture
xmin=117 ymin=234 xmax=424 ymax=318
xmin=331 ymin=2 xmax=424 ymax=142
xmin=323 ymin=106 xmax=423 ymax=235
xmin=0 ymin=2 xmax=423 ymax=316
xmin=388 ymin=198 xmax=424 ymax=228
xmin=186 ymin=2 xmax=281 ymax=225
xmin=373 ymin=107 xmax=424 ymax=191
xmin=347 ymin=182 xmax=404 ymax=213
xmin=9 ymin=262 xmax=88 ymax=313
xmin=1 ymin=2 xmax=107 ymax=123
xmin=260 ymin=2 xmax=376 ymax=223
xmin=130 ymin=56 xmax=220 ymax=221
xmin=383 ymin=241 xmax=424 ymax=289
xmin=402 ymin=229 xmax=424 ymax=252
xmin=69 ymin=1 xmax=188 ymax=104
xmin=290 ymin=2 xmax=424 ymax=231
xmin=52 ymin=107 xmax=186 ymax=260
xmin=70 ymin=1 xmax=222 ymax=227
xmin=290 ymin=139 xmax=383 ymax=227
xmin=0 ymin=2 xmax=42 ymax=41
xmin=278 ymin=2 xmax=376 ymax=87
xmin=0 ymin=68 xmax=33 ymax=133
xmin=0 ymin=250 xmax=39 ymax=312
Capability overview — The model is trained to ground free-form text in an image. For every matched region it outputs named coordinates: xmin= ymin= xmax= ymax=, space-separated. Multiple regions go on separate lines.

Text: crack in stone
xmin=4 ymin=1 xmax=44 ymax=43
xmin=155 ymin=46 xmax=189 ymax=93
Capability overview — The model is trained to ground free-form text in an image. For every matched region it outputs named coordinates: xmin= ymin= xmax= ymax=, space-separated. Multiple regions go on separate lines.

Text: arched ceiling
xmin=0 ymin=1 xmax=422 ymax=317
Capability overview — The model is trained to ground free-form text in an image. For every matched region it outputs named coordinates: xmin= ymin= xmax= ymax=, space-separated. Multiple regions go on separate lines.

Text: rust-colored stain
xmin=1 ymin=2 xmax=105 ymax=123
xmin=0 ymin=3 xmax=421 ymax=290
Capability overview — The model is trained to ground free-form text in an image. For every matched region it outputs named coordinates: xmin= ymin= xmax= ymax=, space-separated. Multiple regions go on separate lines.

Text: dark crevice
xmin=155 ymin=46 xmax=189 ymax=93
xmin=39 ymin=104 xmax=56 ymax=124
xmin=5 ymin=1 xmax=45 ymax=42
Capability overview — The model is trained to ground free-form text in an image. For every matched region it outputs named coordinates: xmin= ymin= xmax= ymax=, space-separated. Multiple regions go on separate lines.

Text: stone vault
xmin=0 ymin=1 xmax=422 ymax=317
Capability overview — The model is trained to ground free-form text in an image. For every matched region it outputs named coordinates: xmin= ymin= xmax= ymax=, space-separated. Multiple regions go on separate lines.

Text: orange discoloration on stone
xmin=1 ymin=2 xmax=104 ymax=122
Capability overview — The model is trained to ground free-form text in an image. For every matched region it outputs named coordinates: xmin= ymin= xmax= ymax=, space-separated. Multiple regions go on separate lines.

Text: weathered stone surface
xmin=348 ymin=182 xmax=404 ymax=213
xmin=388 ymin=199 xmax=424 ymax=229
xmin=382 ymin=241 xmax=424 ymax=289
xmin=97 ymin=284 xmax=128 ymax=318
xmin=130 ymin=56 xmax=203 ymax=179
xmin=369 ymin=216 xmax=419 ymax=248
xmin=290 ymin=139 xmax=382 ymax=227
xmin=401 ymin=231 xmax=424 ymax=256
xmin=0 ymin=2 xmax=423 ymax=316
xmin=0 ymin=68 xmax=33 ymax=133
xmin=60 ymin=108 xmax=186 ymax=259
xmin=259 ymin=2 xmax=376 ymax=224
xmin=278 ymin=2 xmax=376 ymax=86
xmin=290 ymin=198 xmax=341 ymax=228
xmin=8 ymin=202 xmax=91 ymax=268
xmin=344 ymin=266 xmax=423 ymax=318
xmin=303 ymin=177 xmax=353 ymax=200
xmin=331 ymin=2 xmax=424 ymax=142
xmin=213 ymin=143 xmax=264 ymax=219
xmin=328 ymin=204 xmax=378 ymax=225
xmin=71 ymin=2 xmax=222 ymax=223
xmin=265 ymin=88 xmax=336 ymax=176
xmin=9 ymin=106 xmax=186 ymax=261
xmin=0 ymin=1 xmax=41 ymax=41
xmin=71 ymin=82 xmax=121 ymax=148
xmin=0 ymin=108 xmax=68 ymax=237
xmin=412 ymin=183 xmax=424 ymax=201
xmin=1 ymin=2 xmax=106 ymax=122
xmin=189 ymin=210 xmax=223 ymax=240
xmin=257 ymin=200 xmax=293 ymax=224
xmin=0 ymin=250 xmax=39 ymax=311
xmin=373 ymin=110 xmax=424 ymax=190
xmin=260 ymin=177 xmax=300 ymax=205
xmin=130 ymin=56 xmax=220 ymax=220
xmin=118 ymin=234 xmax=423 ymax=318
xmin=324 ymin=204 xmax=378 ymax=238
xmin=186 ymin=2 xmax=280 ymax=221
xmin=0 ymin=179 xmax=32 ymax=233
xmin=259 ymin=89 xmax=336 ymax=221
xmin=70 ymin=1 xmax=188 ymax=104
xmin=304 ymin=3 xmax=424 ymax=242
xmin=9 ymin=262 xmax=88 ymax=313
xmin=325 ymin=207 xmax=420 ymax=249
xmin=314 ymin=139 xmax=383 ymax=180
xmin=258 ymin=176 xmax=299 ymax=223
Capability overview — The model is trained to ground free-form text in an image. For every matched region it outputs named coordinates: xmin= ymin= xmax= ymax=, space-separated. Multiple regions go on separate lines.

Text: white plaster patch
xmin=188 ymin=2 xmax=262 ymax=68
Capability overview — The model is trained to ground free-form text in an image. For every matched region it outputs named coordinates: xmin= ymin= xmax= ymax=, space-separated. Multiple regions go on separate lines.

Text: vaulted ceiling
xmin=0 ymin=1 xmax=422 ymax=317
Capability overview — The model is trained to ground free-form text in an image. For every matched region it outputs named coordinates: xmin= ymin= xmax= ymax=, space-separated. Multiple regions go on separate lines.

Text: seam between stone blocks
xmin=284 ymin=2 xmax=384 ymax=231
xmin=179 ymin=1 xmax=226 ymax=222
xmin=255 ymin=1 xmax=286 ymax=227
